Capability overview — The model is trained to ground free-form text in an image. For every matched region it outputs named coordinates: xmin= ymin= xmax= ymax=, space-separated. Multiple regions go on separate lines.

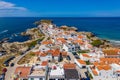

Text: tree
xmin=58 ymin=53 xmax=63 ymax=62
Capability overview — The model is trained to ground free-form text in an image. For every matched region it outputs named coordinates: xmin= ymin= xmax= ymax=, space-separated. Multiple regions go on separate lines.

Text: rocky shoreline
xmin=0 ymin=27 xmax=44 ymax=56
xmin=0 ymin=20 xmax=119 ymax=56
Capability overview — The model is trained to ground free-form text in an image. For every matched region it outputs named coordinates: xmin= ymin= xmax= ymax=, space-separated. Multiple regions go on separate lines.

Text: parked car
xmin=10 ymin=63 xmax=14 ymax=67
xmin=66 ymin=55 xmax=71 ymax=60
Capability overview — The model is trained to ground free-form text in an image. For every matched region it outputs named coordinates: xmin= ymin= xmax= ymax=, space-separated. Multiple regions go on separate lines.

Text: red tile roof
xmin=57 ymin=38 xmax=66 ymax=43
xmin=14 ymin=67 xmax=31 ymax=78
xmin=74 ymin=40 xmax=84 ymax=44
xmin=82 ymin=54 xmax=91 ymax=58
xmin=62 ymin=51 xmax=68 ymax=56
xmin=42 ymin=40 xmax=52 ymax=45
xmin=41 ymin=61 xmax=48 ymax=66
xmin=92 ymin=69 xmax=98 ymax=76
xmin=77 ymin=59 xmax=86 ymax=65
xmin=40 ymin=53 xmax=47 ymax=57
xmin=52 ymin=49 xmax=60 ymax=56
xmin=63 ymin=63 xmax=76 ymax=69
xmin=78 ymin=35 xmax=83 ymax=39
xmin=34 ymin=51 xmax=40 ymax=55
xmin=97 ymin=65 xmax=111 ymax=71
xmin=103 ymin=48 xmax=120 ymax=55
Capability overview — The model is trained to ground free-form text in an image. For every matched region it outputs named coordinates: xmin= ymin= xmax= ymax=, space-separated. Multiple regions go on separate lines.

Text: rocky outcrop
xmin=0 ymin=27 xmax=44 ymax=55
xmin=21 ymin=28 xmax=44 ymax=40
xmin=60 ymin=25 xmax=78 ymax=31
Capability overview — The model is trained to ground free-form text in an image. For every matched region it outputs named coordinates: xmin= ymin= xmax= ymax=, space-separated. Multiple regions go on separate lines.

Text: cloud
xmin=0 ymin=1 xmax=27 ymax=11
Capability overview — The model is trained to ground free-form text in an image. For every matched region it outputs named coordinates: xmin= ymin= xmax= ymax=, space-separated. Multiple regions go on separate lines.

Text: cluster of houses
xmin=13 ymin=23 xmax=120 ymax=80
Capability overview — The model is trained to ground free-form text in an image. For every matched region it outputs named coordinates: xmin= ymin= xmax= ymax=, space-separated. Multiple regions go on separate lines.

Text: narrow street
xmin=68 ymin=52 xmax=87 ymax=79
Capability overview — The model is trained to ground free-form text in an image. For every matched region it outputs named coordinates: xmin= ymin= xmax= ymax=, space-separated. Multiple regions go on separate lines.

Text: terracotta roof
xmin=77 ymin=59 xmax=86 ymax=65
xmin=68 ymin=38 xmax=73 ymax=41
xmin=63 ymin=63 xmax=76 ymax=69
xmin=103 ymin=48 xmax=120 ymax=55
xmin=62 ymin=51 xmax=68 ymax=56
xmin=97 ymin=65 xmax=111 ymax=71
xmin=74 ymin=40 xmax=84 ymax=44
xmin=41 ymin=61 xmax=48 ymax=66
xmin=42 ymin=40 xmax=52 ymax=45
xmin=92 ymin=69 xmax=98 ymax=76
xmin=52 ymin=49 xmax=60 ymax=56
xmin=34 ymin=51 xmax=40 ymax=55
xmin=93 ymin=61 xmax=105 ymax=66
xmin=57 ymin=38 xmax=66 ymax=43
xmin=78 ymin=35 xmax=83 ymax=39
xmin=82 ymin=54 xmax=91 ymax=58
xmin=100 ymin=58 xmax=120 ymax=64
xmin=14 ymin=67 xmax=31 ymax=78
xmin=40 ymin=53 xmax=47 ymax=57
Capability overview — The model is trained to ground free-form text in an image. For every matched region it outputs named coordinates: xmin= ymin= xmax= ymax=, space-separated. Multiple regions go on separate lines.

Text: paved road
xmin=68 ymin=52 xmax=87 ymax=79
xmin=5 ymin=25 xmax=48 ymax=80
xmin=5 ymin=47 xmax=38 ymax=80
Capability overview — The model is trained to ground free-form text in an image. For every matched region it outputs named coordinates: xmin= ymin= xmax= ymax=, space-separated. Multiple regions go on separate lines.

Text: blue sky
xmin=0 ymin=0 xmax=120 ymax=17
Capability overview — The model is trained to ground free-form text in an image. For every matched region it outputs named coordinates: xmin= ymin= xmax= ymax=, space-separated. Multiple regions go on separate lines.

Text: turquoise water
xmin=0 ymin=17 xmax=120 ymax=43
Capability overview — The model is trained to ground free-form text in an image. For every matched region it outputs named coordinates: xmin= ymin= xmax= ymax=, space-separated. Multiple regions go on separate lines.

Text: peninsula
xmin=0 ymin=20 xmax=120 ymax=80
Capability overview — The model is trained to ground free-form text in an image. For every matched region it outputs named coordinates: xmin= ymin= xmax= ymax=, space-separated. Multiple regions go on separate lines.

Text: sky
xmin=0 ymin=0 xmax=120 ymax=17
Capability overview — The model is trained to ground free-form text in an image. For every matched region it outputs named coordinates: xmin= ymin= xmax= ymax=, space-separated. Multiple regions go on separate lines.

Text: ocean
xmin=0 ymin=17 xmax=120 ymax=44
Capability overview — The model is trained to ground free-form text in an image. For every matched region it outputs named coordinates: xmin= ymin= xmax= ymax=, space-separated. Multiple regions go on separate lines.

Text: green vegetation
xmin=34 ymin=20 xmax=52 ymax=25
xmin=89 ymin=73 xmax=93 ymax=79
xmin=85 ymin=60 xmax=91 ymax=65
xmin=91 ymin=39 xmax=103 ymax=47
xmin=77 ymin=50 xmax=89 ymax=54
xmin=28 ymin=37 xmax=44 ymax=48
xmin=18 ymin=52 xmax=35 ymax=65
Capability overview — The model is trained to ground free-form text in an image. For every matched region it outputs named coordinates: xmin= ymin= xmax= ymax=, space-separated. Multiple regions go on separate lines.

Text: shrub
xmin=91 ymin=39 xmax=103 ymax=47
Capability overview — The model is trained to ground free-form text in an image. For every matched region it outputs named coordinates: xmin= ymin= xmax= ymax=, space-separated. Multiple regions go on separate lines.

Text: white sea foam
xmin=0 ymin=30 xmax=8 ymax=34
xmin=109 ymin=40 xmax=120 ymax=45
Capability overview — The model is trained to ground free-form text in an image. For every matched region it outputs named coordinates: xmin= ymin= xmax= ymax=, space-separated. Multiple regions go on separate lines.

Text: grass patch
xmin=28 ymin=37 xmax=44 ymax=48
xmin=17 ymin=52 xmax=35 ymax=65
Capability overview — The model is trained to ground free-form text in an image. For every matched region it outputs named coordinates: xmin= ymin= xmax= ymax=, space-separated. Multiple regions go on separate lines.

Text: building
xmin=49 ymin=65 xmax=65 ymax=80
xmin=75 ymin=59 xmax=86 ymax=68
xmin=14 ymin=67 xmax=31 ymax=80
xmin=88 ymin=58 xmax=120 ymax=80
xmin=103 ymin=48 xmax=120 ymax=58
xmin=62 ymin=43 xmax=80 ymax=52
xmin=63 ymin=63 xmax=80 ymax=80
xmin=28 ymin=64 xmax=48 ymax=80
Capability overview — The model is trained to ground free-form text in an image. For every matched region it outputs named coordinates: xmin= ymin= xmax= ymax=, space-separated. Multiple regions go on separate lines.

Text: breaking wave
xmin=0 ymin=30 xmax=8 ymax=34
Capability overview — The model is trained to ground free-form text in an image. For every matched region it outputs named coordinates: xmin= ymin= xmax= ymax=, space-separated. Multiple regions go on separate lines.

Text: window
xmin=39 ymin=78 xmax=43 ymax=80
xmin=49 ymin=79 xmax=55 ymax=80
xmin=58 ymin=79 xmax=64 ymax=80
xmin=31 ymin=78 xmax=34 ymax=80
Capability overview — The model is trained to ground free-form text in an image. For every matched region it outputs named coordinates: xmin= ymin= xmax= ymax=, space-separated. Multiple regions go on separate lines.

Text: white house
xmin=49 ymin=65 xmax=65 ymax=80
xmin=28 ymin=65 xmax=47 ymax=80
xmin=88 ymin=64 xmax=120 ymax=80
xmin=39 ymin=45 xmax=50 ymax=52
xmin=75 ymin=59 xmax=86 ymax=68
